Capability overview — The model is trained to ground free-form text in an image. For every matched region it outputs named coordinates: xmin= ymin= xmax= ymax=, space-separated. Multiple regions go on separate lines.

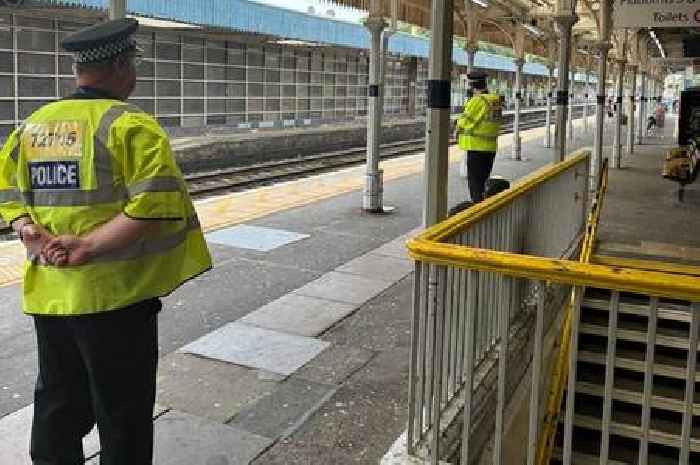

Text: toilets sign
xmin=613 ymin=0 xmax=700 ymax=28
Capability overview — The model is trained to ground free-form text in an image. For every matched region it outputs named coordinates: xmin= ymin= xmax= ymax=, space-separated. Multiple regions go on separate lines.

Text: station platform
xmin=0 ymin=115 xmax=599 ymax=464
xmin=595 ymin=115 xmax=700 ymax=266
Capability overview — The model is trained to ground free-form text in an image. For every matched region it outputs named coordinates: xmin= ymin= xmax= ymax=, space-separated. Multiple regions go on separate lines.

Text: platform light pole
xmin=109 ymin=0 xmax=126 ymax=19
xmin=638 ymin=68 xmax=647 ymax=144
xmin=513 ymin=58 xmax=524 ymax=160
xmin=544 ymin=40 xmax=556 ymax=148
xmin=512 ymin=28 xmax=526 ymax=161
xmin=544 ymin=63 xmax=554 ymax=148
xmin=464 ymin=43 xmax=477 ymax=104
xmin=626 ymin=64 xmax=637 ymax=155
xmin=363 ymin=8 xmax=387 ymax=213
xmin=463 ymin=0 xmax=479 ymax=101
xmin=379 ymin=27 xmax=393 ymax=140
xmin=567 ymin=67 xmax=575 ymax=142
xmin=422 ymin=0 xmax=453 ymax=227
xmin=613 ymin=58 xmax=626 ymax=168
xmin=553 ymin=8 xmax=578 ymax=162
xmin=583 ymin=55 xmax=591 ymax=134
xmin=592 ymin=40 xmax=611 ymax=192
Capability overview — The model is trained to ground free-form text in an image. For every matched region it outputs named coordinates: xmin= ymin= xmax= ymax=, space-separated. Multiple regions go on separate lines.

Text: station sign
xmin=613 ymin=0 xmax=700 ymax=28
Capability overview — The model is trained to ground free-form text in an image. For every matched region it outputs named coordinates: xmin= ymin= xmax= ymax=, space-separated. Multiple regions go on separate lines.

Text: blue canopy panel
xmin=46 ymin=0 xmax=564 ymax=78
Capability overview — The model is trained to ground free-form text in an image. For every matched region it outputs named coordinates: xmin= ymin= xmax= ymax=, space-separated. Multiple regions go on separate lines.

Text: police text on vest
xmin=30 ymin=161 xmax=80 ymax=190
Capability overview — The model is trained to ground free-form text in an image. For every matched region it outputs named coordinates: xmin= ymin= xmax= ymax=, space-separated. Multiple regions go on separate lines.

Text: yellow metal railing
xmin=407 ymin=154 xmax=700 ymax=302
xmin=535 ymin=158 xmax=608 ymax=465
xmin=406 ymin=150 xmax=700 ymax=464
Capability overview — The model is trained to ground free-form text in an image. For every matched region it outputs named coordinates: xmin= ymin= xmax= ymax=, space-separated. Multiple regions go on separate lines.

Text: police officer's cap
xmin=61 ymin=18 xmax=139 ymax=64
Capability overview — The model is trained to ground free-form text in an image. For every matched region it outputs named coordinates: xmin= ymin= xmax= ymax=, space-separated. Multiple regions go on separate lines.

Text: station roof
xmin=30 ymin=0 xmax=687 ymax=79
xmin=332 ymin=1 xmax=603 ymax=59
xmin=36 ymin=0 xmax=571 ymax=77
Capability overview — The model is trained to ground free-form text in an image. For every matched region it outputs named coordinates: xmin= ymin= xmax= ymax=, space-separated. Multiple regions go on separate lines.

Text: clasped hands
xmin=18 ymin=223 xmax=92 ymax=267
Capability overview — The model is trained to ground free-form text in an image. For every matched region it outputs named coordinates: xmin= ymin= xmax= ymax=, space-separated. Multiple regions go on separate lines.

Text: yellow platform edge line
xmin=0 ymin=120 xmax=586 ymax=288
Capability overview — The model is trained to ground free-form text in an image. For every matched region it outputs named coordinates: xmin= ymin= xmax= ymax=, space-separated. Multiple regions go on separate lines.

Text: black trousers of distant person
xmin=466 ymin=150 xmax=497 ymax=202
xmin=30 ymin=298 xmax=161 ymax=465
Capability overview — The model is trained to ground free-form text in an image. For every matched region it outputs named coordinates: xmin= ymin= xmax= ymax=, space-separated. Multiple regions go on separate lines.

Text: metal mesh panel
xmin=0 ymin=11 xmax=417 ymax=130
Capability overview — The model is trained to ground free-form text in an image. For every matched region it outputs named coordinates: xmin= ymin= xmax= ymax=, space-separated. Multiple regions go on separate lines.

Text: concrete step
xmin=551 ymin=448 xmax=628 ymax=465
xmin=578 ymin=312 xmax=697 ymax=351
xmin=583 ymin=296 xmax=693 ymax=324
xmin=568 ymin=413 xmax=700 ymax=452
xmin=551 ymin=445 xmax=678 ymax=465
xmin=576 ymin=347 xmax=700 ymax=382
xmin=574 ymin=380 xmax=700 ymax=416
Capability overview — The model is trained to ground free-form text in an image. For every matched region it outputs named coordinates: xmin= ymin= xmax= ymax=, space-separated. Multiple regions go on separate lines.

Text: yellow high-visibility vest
xmin=0 ymin=98 xmax=212 ymax=315
xmin=457 ymin=93 xmax=503 ymax=152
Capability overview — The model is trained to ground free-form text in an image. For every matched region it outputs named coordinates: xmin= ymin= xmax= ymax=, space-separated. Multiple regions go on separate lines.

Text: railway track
xmin=0 ymin=113 xmax=557 ymax=235
xmin=186 ymin=116 xmax=547 ymax=197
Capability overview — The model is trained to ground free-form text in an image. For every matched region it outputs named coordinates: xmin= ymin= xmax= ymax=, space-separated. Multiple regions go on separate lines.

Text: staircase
xmin=551 ymin=288 xmax=700 ymax=465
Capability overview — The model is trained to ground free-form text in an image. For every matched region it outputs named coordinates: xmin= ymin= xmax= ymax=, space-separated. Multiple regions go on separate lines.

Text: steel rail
xmin=185 ymin=116 xmax=550 ymax=197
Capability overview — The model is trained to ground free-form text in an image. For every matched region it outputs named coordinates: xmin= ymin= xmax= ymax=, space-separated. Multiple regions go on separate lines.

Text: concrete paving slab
xmin=252 ymin=348 xmax=410 ymax=465
xmin=293 ymin=271 xmax=394 ymax=305
xmin=227 ymin=376 xmax=336 ymax=440
xmin=252 ymin=274 xmax=415 ymax=465
xmin=180 ymin=321 xmax=330 ymax=376
xmin=0 ymin=403 xmax=168 ymax=464
xmin=206 ymin=224 xmax=309 ymax=252
xmin=370 ymin=237 xmax=412 ymax=260
xmin=0 ymin=404 xmax=98 ymax=464
xmin=0 ymin=284 xmax=36 ymax=419
xmin=0 ymin=404 xmax=165 ymax=465
xmin=336 ymin=252 xmax=413 ymax=282
xmin=159 ymin=257 xmax=318 ymax=354
xmin=381 ymin=431 xmax=450 ymax=465
xmin=322 ymin=275 xmax=414 ymax=352
xmin=152 ymin=409 xmax=272 ymax=465
xmin=157 ymin=352 xmax=282 ymax=423
xmin=295 ymin=343 xmax=376 ymax=386
xmin=240 ymin=294 xmax=357 ymax=337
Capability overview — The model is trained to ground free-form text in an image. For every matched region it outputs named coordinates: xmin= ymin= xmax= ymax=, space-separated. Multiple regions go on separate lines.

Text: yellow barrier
xmin=406 ymin=153 xmax=700 ymax=464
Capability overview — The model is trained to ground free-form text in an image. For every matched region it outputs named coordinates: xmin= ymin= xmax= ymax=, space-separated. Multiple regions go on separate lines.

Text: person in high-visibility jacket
xmin=0 ymin=19 xmax=212 ymax=464
xmin=456 ymin=71 xmax=503 ymax=202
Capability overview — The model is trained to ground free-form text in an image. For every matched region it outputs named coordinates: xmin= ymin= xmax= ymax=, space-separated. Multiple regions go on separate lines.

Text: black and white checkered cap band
xmin=73 ymin=37 xmax=137 ymax=63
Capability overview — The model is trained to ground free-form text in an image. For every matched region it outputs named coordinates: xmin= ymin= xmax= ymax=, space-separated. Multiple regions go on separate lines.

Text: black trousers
xmin=466 ymin=150 xmax=497 ymax=202
xmin=31 ymin=299 xmax=161 ymax=465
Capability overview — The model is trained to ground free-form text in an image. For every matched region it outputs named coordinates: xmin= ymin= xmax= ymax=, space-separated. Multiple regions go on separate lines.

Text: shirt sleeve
xmin=111 ymin=113 xmax=187 ymax=220
xmin=457 ymin=97 xmax=487 ymax=134
xmin=0 ymin=129 xmax=29 ymax=224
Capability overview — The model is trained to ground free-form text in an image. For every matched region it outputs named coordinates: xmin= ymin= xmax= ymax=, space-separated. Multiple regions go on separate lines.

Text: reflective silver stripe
xmin=25 ymin=104 xmax=141 ymax=207
xmin=91 ymin=215 xmax=200 ymax=263
xmin=22 ymin=188 xmax=127 ymax=207
xmin=470 ymin=133 xmax=498 ymax=140
xmin=0 ymin=188 xmax=22 ymax=203
xmin=9 ymin=123 xmax=26 ymax=164
xmin=127 ymin=176 xmax=182 ymax=198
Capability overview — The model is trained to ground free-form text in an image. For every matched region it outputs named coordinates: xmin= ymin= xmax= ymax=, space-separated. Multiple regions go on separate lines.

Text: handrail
xmin=406 ymin=242 xmax=700 ymax=302
xmin=416 ymin=150 xmax=591 ymax=242
xmin=406 ymin=156 xmax=700 ymax=302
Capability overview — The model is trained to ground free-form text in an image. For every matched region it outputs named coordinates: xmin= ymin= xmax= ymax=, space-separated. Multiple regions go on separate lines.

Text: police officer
xmin=0 ymin=18 xmax=212 ymax=464
xmin=456 ymin=71 xmax=503 ymax=202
